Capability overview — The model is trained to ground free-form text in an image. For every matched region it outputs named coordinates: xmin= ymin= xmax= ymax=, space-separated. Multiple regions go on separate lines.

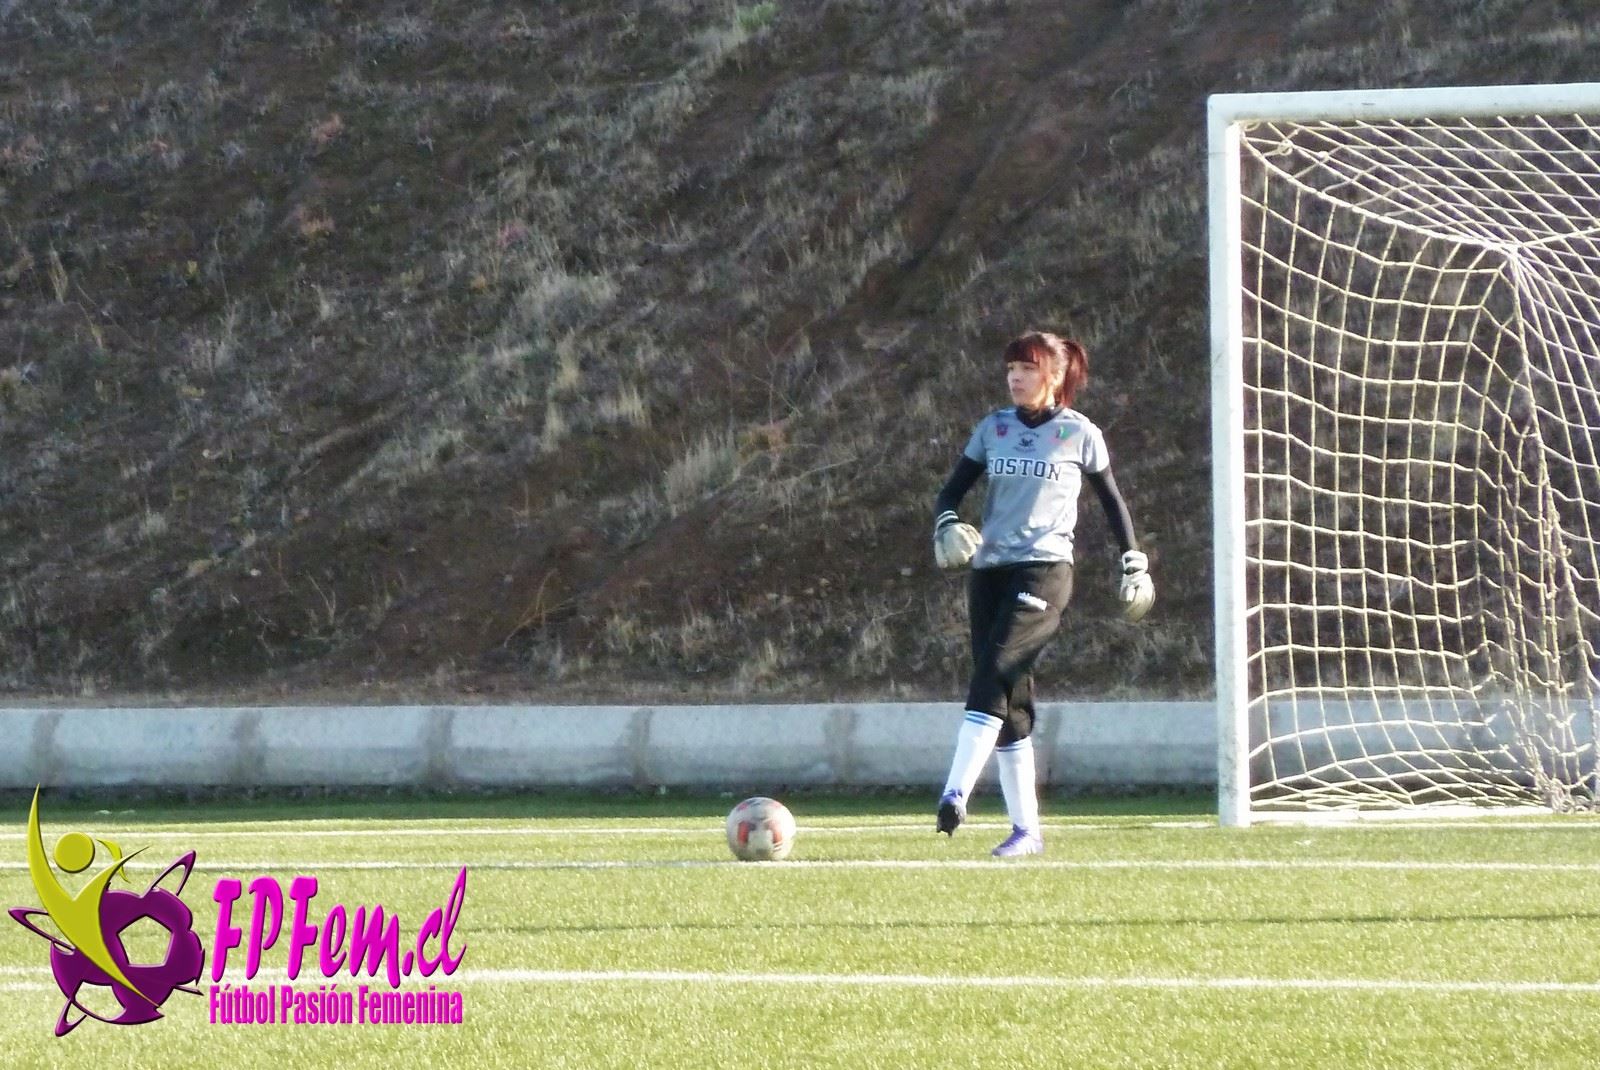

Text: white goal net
xmin=1210 ymin=86 xmax=1600 ymax=823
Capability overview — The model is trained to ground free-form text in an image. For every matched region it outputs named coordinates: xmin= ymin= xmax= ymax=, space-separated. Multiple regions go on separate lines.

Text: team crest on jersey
xmin=1016 ymin=432 xmax=1037 ymax=452
xmin=995 ymin=422 xmax=1009 ymax=438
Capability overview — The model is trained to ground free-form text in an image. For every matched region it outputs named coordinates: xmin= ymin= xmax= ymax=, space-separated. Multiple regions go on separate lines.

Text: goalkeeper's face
xmin=1007 ymin=360 xmax=1057 ymax=410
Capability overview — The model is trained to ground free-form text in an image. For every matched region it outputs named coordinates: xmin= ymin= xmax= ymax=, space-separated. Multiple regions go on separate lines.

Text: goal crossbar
xmin=1209 ymin=83 xmax=1600 ymax=127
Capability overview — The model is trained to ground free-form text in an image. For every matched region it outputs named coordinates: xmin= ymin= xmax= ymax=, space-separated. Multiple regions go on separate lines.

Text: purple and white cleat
xmin=991 ymin=825 xmax=1044 ymax=857
xmin=936 ymin=790 xmax=966 ymax=836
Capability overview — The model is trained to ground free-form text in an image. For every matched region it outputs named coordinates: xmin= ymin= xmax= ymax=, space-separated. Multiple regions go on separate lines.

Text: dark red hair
xmin=1003 ymin=331 xmax=1088 ymax=408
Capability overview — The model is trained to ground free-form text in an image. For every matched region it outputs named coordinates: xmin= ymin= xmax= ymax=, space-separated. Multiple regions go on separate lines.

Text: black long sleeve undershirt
xmin=933 ymin=456 xmax=984 ymax=520
xmin=933 ymin=457 xmax=1138 ymax=555
xmin=1085 ymin=467 xmax=1137 ymax=555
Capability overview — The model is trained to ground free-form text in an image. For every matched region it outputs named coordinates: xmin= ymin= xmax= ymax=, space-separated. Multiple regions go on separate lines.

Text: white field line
xmin=0 ymin=817 xmax=1593 ymax=840
xmin=2 ymin=968 xmax=1600 ymax=996
xmin=464 ymin=968 xmax=1600 ymax=994
xmin=2 ymin=858 xmax=1598 ymax=873
xmin=0 ymin=822 xmax=1036 ymax=840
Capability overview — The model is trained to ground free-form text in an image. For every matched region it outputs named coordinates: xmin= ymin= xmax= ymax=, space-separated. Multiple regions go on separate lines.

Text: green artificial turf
xmin=1 ymin=792 xmax=1596 ymax=1068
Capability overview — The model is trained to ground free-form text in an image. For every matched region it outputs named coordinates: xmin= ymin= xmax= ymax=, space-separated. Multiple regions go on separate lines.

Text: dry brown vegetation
xmin=1 ymin=0 xmax=1595 ymax=704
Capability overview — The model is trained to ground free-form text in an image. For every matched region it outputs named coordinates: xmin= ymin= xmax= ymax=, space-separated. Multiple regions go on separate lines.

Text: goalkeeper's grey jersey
xmin=962 ymin=406 xmax=1110 ymax=568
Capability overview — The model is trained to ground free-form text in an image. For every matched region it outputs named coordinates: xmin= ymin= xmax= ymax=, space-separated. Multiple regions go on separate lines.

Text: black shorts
xmin=964 ymin=561 xmax=1074 ymax=743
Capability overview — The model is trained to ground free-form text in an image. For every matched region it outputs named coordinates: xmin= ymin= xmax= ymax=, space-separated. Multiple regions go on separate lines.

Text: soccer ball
xmin=725 ymin=796 xmax=796 ymax=861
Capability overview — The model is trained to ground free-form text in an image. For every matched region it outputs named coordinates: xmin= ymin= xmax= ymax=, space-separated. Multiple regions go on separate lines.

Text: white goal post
xmin=1209 ymin=84 xmax=1600 ymax=826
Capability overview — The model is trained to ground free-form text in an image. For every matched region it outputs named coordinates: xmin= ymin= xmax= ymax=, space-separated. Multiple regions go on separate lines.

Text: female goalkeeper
xmin=930 ymin=330 xmax=1152 ymax=856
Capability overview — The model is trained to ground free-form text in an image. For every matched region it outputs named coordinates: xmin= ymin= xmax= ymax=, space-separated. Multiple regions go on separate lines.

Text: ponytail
xmin=1055 ymin=337 xmax=1088 ymax=407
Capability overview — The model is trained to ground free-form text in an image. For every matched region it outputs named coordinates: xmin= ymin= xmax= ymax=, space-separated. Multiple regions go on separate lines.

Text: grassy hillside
xmin=1 ymin=0 xmax=1595 ymax=703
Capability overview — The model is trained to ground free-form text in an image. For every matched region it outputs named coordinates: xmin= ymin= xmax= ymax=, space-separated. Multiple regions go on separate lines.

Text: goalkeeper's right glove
xmin=933 ymin=511 xmax=981 ymax=570
xmin=1119 ymin=549 xmax=1154 ymax=622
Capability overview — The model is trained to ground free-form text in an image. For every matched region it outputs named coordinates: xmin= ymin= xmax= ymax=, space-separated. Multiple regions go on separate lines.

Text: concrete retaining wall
xmin=0 ymin=703 xmax=1217 ymax=790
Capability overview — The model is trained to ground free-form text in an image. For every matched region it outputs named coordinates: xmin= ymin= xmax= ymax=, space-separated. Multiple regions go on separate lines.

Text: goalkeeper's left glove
xmin=1119 ymin=549 xmax=1154 ymax=622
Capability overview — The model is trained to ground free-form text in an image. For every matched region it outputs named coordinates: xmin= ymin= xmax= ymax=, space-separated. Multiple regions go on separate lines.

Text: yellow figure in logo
xmin=21 ymin=788 xmax=148 ymax=1002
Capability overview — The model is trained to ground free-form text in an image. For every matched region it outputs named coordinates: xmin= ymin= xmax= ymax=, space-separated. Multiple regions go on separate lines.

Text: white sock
xmin=996 ymin=737 xmax=1040 ymax=832
xmin=942 ymin=711 xmax=1003 ymax=799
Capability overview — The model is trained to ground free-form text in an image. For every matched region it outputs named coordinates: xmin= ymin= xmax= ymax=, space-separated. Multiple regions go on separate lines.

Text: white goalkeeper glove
xmin=1119 ymin=549 xmax=1154 ymax=622
xmin=933 ymin=511 xmax=981 ymax=570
